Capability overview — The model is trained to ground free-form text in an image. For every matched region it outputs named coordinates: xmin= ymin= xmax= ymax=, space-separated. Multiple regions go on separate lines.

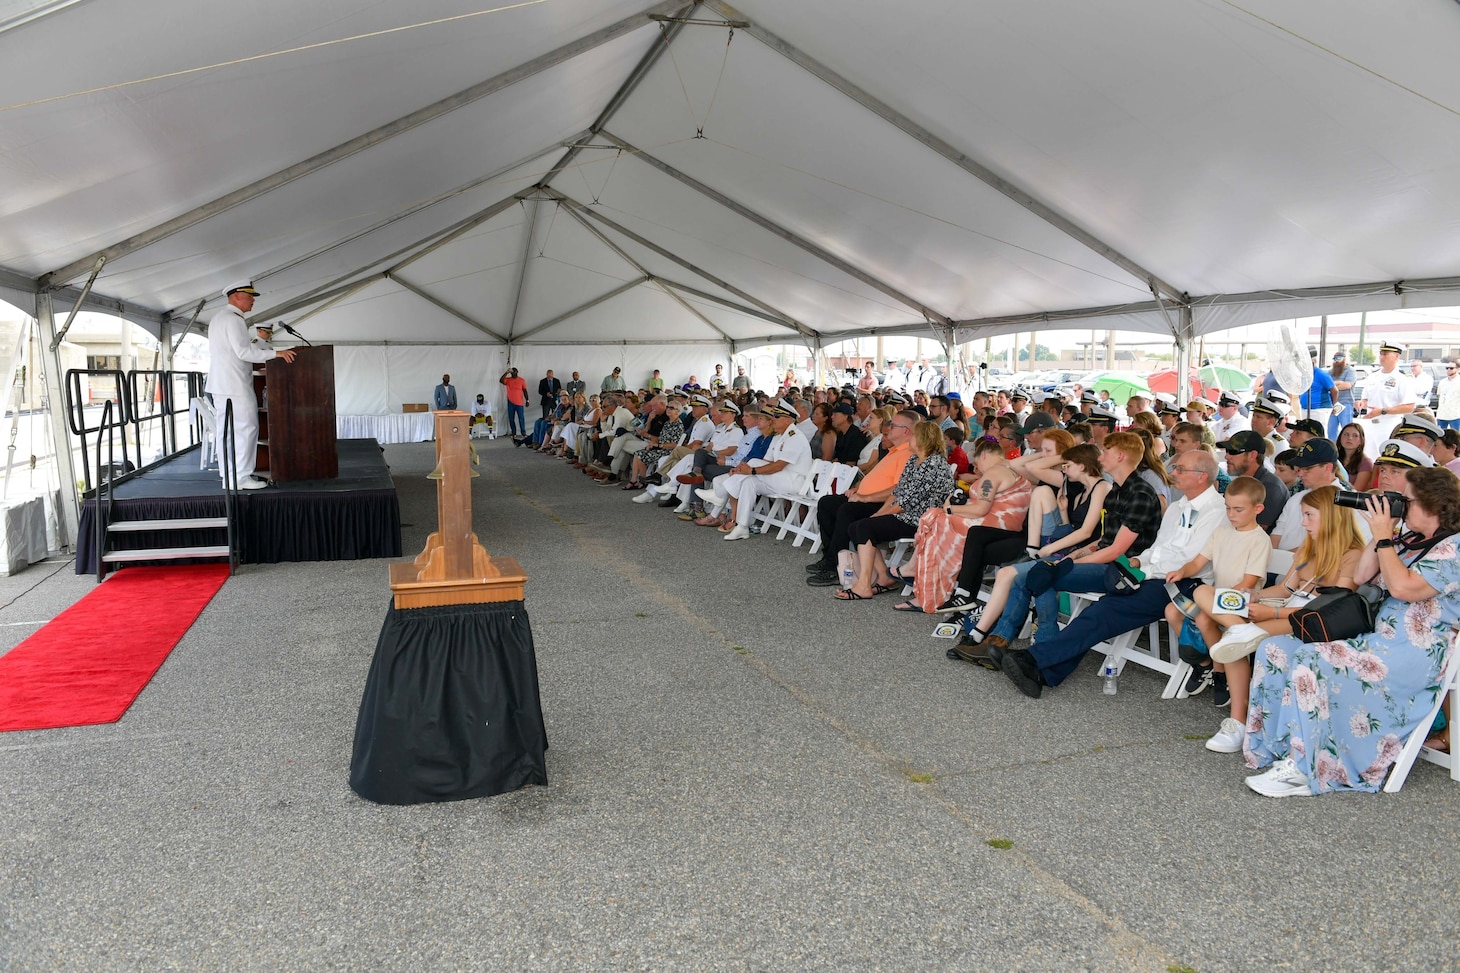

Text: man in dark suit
xmin=538 ymin=370 xmax=561 ymax=420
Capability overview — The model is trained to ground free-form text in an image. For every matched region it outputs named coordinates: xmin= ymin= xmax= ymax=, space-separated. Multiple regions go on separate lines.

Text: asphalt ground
xmin=2 ymin=438 xmax=1457 ymax=972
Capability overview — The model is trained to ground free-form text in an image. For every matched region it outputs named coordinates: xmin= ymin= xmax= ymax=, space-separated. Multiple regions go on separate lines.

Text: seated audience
xmin=900 ymin=437 xmax=1031 ymax=614
xmin=1185 ymin=485 xmax=1364 ymax=754
xmin=834 ymin=421 xmax=955 ymax=600
xmin=979 ymin=446 xmax=1214 ymax=693
xmin=1241 ymin=467 xmax=1460 ymax=796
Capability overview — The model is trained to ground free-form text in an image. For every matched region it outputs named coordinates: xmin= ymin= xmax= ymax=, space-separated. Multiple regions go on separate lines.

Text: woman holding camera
xmin=1241 ymin=467 xmax=1460 ymax=797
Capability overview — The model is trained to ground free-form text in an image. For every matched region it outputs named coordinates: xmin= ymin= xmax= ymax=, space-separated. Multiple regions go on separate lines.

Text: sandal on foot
xmin=892 ymin=600 xmax=924 ymax=613
xmin=834 ymin=588 xmax=872 ymax=601
xmin=871 ymin=582 xmax=900 ymax=596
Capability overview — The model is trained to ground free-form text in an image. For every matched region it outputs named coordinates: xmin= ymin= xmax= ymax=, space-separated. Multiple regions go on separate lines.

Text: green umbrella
xmin=1198 ymin=364 xmax=1252 ymax=394
xmin=1092 ymin=374 xmax=1152 ymax=405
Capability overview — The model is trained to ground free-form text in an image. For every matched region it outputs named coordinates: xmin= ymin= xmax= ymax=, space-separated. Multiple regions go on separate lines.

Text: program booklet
xmin=1212 ymin=587 xmax=1251 ymax=617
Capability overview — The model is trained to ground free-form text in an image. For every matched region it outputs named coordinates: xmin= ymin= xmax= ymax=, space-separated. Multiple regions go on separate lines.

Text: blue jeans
xmin=988 ymin=560 xmax=1108 ymax=643
xmin=531 ymin=418 xmax=552 ymax=444
xmin=1027 ymin=579 xmax=1180 ymax=687
xmin=507 ymin=402 xmax=526 ymax=436
xmin=1328 ymin=402 xmax=1352 ymax=440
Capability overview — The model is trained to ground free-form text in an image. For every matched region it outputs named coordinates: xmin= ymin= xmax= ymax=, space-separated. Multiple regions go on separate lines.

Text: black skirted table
xmin=350 ymin=600 xmax=548 ymax=805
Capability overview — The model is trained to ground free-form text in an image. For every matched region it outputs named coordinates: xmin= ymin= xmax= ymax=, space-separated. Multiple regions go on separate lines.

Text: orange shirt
xmin=858 ymin=441 xmax=912 ymax=495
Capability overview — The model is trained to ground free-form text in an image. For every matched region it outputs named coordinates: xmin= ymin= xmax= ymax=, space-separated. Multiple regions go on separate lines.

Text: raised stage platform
xmin=76 ymin=438 xmax=402 ymax=575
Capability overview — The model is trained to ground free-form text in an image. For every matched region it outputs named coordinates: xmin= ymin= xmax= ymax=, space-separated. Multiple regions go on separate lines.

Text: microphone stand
xmin=276 ymin=322 xmax=313 ymax=346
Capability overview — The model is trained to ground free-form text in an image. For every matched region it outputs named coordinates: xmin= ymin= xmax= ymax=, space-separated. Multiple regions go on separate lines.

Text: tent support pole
xmin=168 ymin=138 xmax=582 ymax=320
xmin=705 ymin=0 xmax=1185 ymax=305
xmin=541 ymin=3 xmax=696 ymax=191
xmin=49 ymin=256 xmax=104 ymax=351
xmin=35 ymin=293 xmax=77 ymax=550
xmin=169 ymin=300 xmax=205 ymax=356
xmin=557 ymin=203 xmax=736 ymax=343
xmin=602 ymin=131 xmax=953 ymax=326
xmin=547 ymin=190 xmax=818 ymax=340
xmin=504 ymin=199 xmax=541 ymax=340
xmin=656 ymin=279 xmax=790 ymax=329
xmin=388 ymin=273 xmax=508 ymax=342
xmin=252 ymin=191 xmax=528 ymax=323
xmin=40 ymin=1 xmax=685 ymax=289
xmin=512 ymin=277 xmax=648 ymax=341
xmin=1174 ymin=306 xmax=1195 ymax=408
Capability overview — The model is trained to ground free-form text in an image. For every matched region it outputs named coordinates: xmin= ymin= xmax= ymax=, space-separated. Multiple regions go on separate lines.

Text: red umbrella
xmin=1147 ymin=367 xmax=1204 ymax=402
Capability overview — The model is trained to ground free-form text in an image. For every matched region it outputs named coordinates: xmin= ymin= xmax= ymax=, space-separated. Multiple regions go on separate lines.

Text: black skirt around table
xmin=350 ymin=599 xmax=548 ymax=805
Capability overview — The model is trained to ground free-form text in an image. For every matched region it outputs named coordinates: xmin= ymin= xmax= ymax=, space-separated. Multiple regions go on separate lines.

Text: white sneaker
xmin=644 ymin=484 xmax=661 ymax=498
xmin=1205 ymin=717 xmax=1246 ymax=753
xmin=237 ymin=476 xmax=269 ymax=490
xmin=694 ymin=488 xmax=719 ymax=505
xmin=632 ymin=491 xmax=656 ymax=504
xmin=1210 ymin=622 xmax=1269 ymax=664
xmin=723 ymin=524 xmax=751 ymax=541
xmin=1245 ymin=757 xmax=1313 ymax=798
xmin=673 ymin=502 xmax=693 ymax=514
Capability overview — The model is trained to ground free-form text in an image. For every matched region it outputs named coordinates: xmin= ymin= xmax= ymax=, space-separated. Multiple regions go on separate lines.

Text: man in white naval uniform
xmin=721 ymin=405 xmax=813 ymax=541
xmin=1356 ymin=343 xmax=1414 ymax=460
xmin=207 ymin=281 xmax=296 ymax=489
xmin=1210 ymin=391 xmax=1249 ymax=463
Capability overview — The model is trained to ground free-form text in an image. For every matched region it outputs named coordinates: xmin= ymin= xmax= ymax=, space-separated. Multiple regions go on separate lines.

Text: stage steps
xmin=100 ymin=515 xmax=234 ymax=574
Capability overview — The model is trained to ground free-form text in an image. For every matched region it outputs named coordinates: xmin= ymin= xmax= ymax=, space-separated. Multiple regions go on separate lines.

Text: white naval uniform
xmin=671 ymin=422 xmax=747 ymax=504
xmin=1210 ymin=412 xmax=1249 ymax=465
xmin=724 ymin=427 xmax=813 ymax=527
xmin=206 ymin=306 xmax=277 ymax=485
xmin=1358 ymin=368 xmax=1413 ymax=460
xmin=1262 ymin=430 xmax=1288 ymax=470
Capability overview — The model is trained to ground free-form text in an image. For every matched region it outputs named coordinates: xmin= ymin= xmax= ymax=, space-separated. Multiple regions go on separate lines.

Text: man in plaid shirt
xmin=989 ymin=449 xmax=1224 ymax=697
xmin=976 ymin=432 xmax=1163 ymax=654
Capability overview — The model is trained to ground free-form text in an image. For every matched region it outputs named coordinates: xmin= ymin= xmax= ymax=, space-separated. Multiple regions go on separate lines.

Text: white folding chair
xmin=1384 ymin=630 xmax=1460 ymax=792
xmin=1070 ymin=591 xmax=1188 ymax=698
xmin=1267 ymin=548 xmax=1295 ymax=586
xmin=189 ymin=396 xmax=217 ymax=470
xmin=783 ymin=460 xmax=835 ymax=550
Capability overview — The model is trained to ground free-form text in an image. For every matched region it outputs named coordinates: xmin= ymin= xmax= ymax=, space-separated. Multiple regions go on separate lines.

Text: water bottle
xmin=1102 ymin=660 xmax=1119 ymax=695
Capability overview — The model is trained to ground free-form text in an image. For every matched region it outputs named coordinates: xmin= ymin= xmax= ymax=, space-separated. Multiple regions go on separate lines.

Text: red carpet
xmin=0 ymin=564 xmax=230 ymax=732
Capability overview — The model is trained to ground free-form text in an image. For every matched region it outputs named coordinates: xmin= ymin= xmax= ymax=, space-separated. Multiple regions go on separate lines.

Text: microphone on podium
xmin=275 ymin=321 xmax=313 ymax=346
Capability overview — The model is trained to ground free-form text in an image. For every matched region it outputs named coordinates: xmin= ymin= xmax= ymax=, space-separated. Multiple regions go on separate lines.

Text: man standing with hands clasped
xmin=1355 ymin=343 xmax=1413 ymax=460
xmin=434 ymin=374 xmax=457 ymax=411
xmin=207 ymin=281 xmax=296 ymax=490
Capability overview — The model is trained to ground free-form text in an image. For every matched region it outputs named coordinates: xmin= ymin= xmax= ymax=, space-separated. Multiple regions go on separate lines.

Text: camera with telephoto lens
xmin=1334 ymin=489 xmax=1407 ymax=518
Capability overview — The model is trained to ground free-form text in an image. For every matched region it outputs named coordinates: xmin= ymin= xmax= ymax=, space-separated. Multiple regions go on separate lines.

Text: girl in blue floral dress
xmin=1244 ymin=466 xmax=1460 ymax=796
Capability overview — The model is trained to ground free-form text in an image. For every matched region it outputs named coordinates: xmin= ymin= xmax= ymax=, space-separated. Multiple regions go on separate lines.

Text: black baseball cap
xmin=1288 ymin=438 xmax=1338 ymax=468
xmin=1217 ymin=429 xmax=1265 ymax=455
xmin=1020 ymin=412 xmax=1058 ymax=435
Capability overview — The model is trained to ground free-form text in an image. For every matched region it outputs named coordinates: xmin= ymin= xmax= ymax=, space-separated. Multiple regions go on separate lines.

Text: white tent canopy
xmin=4 ymin=0 xmax=1460 ymax=360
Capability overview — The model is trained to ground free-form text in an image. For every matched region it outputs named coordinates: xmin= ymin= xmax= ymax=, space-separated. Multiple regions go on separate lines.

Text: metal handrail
xmin=221 ymin=399 xmax=237 ymax=575
xmin=66 ymin=368 xmax=131 ymax=488
xmin=95 ymin=398 xmax=116 ymax=581
xmin=127 ymin=368 xmax=176 ymax=456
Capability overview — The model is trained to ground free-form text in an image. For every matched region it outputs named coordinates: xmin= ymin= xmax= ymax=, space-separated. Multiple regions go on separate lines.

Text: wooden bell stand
xmin=388 ymin=411 xmax=527 ymax=608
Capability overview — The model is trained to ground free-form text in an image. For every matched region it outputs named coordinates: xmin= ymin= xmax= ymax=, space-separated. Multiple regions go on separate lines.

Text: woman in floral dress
xmin=1244 ymin=466 xmax=1460 ymax=797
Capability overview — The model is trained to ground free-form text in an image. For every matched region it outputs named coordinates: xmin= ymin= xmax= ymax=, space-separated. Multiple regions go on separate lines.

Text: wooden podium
xmin=389 ymin=411 xmax=527 ymax=608
xmin=260 ymin=344 xmax=338 ymax=482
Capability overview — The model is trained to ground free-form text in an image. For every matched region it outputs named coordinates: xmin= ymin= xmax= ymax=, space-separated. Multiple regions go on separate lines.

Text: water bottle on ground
xmin=1102 ymin=660 xmax=1119 ymax=695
